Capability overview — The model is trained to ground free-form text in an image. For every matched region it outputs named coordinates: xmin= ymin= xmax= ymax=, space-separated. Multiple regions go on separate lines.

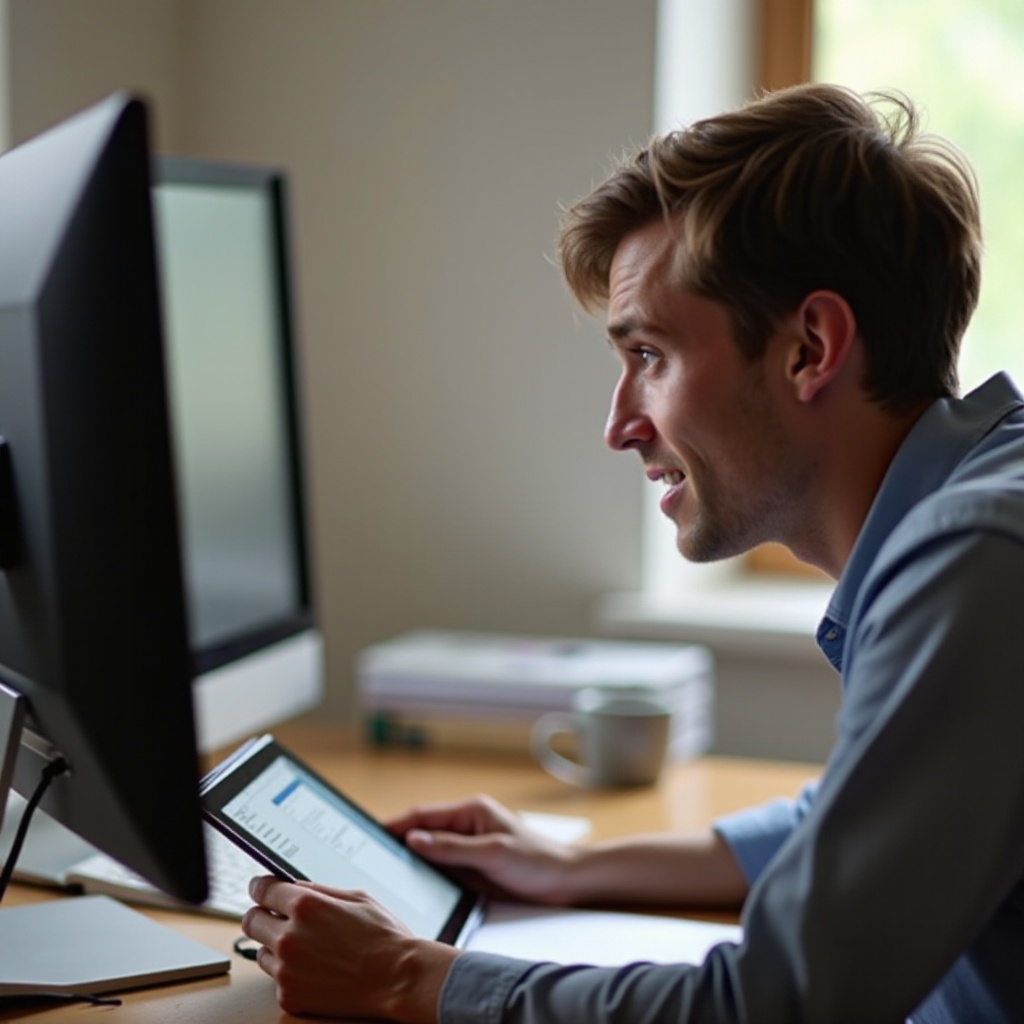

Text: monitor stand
xmin=0 ymin=685 xmax=229 ymax=1001
xmin=0 ymin=680 xmax=25 ymax=835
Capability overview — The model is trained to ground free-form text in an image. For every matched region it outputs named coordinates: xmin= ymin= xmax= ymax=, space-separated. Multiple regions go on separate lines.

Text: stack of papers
xmin=470 ymin=902 xmax=741 ymax=966
xmin=357 ymin=630 xmax=714 ymax=760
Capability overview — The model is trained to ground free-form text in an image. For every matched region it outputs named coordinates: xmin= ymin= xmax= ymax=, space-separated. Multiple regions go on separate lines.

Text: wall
xmin=5 ymin=0 xmax=182 ymax=150
xmin=4 ymin=0 xmax=654 ymax=718
xmin=0 ymin=2 xmax=9 ymax=149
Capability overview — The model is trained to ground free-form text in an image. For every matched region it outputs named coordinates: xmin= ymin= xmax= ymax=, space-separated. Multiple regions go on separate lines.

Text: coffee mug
xmin=530 ymin=686 xmax=673 ymax=788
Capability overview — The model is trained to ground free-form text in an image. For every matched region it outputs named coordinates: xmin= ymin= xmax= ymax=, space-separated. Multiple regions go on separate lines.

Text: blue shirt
xmin=440 ymin=373 xmax=1024 ymax=1023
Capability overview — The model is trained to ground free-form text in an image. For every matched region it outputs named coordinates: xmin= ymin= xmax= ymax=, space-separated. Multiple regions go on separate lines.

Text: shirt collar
xmin=822 ymin=372 xmax=1024 ymax=642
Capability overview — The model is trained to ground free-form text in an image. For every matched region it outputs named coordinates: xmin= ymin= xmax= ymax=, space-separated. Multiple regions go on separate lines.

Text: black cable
xmin=0 ymin=755 xmax=69 ymax=902
xmin=233 ymin=935 xmax=262 ymax=961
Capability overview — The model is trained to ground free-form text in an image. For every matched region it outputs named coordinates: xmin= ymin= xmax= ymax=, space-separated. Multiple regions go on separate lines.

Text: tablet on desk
xmin=199 ymin=734 xmax=485 ymax=947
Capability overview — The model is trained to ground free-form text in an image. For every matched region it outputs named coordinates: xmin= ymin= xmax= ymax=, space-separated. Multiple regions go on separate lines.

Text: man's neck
xmin=786 ymin=402 xmax=930 ymax=579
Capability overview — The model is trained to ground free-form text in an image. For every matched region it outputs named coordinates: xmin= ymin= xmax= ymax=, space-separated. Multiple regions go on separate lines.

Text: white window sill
xmin=595 ymin=576 xmax=834 ymax=663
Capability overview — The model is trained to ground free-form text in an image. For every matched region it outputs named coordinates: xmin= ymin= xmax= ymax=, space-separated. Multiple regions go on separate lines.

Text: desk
xmin=4 ymin=719 xmax=818 ymax=1022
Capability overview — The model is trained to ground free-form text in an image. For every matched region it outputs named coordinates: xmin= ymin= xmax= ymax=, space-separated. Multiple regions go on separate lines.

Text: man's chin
xmin=676 ymin=524 xmax=751 ymax=564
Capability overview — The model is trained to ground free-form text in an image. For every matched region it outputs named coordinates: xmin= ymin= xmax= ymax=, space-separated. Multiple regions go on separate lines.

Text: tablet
xmin=199 ymin=734 xmax=485 ymax=946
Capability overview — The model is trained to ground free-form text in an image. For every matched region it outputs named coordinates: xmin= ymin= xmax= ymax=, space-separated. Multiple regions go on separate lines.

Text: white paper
xmin=518 ymin=811 xmax=592 ymax=844
xmin=468 ymin=902 xmax=741 ymax=967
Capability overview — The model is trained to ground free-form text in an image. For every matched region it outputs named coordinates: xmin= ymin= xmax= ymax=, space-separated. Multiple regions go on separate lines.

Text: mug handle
xmin=530 ymin=712 xmax=588 ymax=787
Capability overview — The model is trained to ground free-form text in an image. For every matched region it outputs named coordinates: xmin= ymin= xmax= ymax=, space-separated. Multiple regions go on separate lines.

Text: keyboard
xmin=67 ymin=824 xmax=262 ymax=919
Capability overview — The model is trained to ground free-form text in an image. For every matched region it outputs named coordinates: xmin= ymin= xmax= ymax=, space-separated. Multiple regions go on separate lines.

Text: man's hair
xmin=557 ymin=83 xmax=982 ymax=413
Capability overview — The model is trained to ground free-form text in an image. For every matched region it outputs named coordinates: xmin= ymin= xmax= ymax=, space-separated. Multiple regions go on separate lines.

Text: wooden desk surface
xmin=3 ymin=719 xmax=819 ymax=1023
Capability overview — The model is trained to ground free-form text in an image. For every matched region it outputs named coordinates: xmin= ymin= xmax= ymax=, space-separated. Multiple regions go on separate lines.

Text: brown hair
xmin=557 ymin=83 xmax=982 ymax=413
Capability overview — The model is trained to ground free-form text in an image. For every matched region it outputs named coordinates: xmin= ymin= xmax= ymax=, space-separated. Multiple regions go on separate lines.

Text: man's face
xmin=604 ymin=219 xmax=806 ymax=562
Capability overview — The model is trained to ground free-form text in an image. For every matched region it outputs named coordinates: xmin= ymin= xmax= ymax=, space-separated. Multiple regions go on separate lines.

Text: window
xmin=814 ymin=0 xmax=1024 ymax=392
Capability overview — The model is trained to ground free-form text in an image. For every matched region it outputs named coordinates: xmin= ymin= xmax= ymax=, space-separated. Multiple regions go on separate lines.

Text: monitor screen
xmin=152 ymin=159 xmax=323 ymax=752
xmin=0 ymin=93 xmax=207 ymax=904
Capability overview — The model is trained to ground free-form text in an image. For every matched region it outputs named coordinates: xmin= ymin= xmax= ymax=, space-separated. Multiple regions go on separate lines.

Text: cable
xmin=0 ymin=755 xmax=69 ymax=902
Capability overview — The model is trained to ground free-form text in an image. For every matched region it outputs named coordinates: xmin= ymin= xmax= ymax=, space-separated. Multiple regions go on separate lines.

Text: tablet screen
xmin=200 ymin=735 xmax=484 ymax=945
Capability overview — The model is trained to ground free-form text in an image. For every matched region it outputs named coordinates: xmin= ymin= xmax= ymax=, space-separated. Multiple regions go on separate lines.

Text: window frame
xmin=758 ymin=0 xmax=813 ymax=91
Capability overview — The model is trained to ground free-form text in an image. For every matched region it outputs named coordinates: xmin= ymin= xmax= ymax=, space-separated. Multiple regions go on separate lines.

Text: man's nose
xmin=604 ymin=378 xmax=653 ymax=451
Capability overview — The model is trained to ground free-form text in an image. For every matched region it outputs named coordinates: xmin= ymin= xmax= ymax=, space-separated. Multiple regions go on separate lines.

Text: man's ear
xmin=785 ymin=291 xmax=858 ymax=403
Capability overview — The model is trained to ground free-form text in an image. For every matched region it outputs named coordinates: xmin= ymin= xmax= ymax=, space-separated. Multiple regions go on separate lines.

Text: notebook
xmin=0 ymin=895 xmax=229 ymax=998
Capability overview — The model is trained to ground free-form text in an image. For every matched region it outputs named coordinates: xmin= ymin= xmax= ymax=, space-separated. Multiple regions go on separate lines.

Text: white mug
xmin=530 ymin=686 xmax=673 ymax=788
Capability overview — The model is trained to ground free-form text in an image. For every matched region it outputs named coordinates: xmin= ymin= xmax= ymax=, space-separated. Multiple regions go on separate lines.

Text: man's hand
xmin=387 ymin=794 xmax=581 ymax=904
xmin=242 ymin=876 xmax=458 ymax=1022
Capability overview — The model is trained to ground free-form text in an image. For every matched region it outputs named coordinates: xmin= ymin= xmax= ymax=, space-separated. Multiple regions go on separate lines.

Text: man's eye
xmin=637 ymin=348 xmax=658 ymax=368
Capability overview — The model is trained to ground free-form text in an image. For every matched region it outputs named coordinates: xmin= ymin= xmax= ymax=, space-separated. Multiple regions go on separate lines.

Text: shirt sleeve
xmin=441 ymin=947 xmax=749 ymax=1024
xmin=438 ymin=528 xmax=1024 ymax=1024
xmin=713 ymin=782 xmax=818 ymax=883
xmin=440 ymin=953 xmax=538 ymax=1024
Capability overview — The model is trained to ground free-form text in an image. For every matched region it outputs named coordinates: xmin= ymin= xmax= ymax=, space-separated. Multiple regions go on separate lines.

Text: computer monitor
xmin=0 ymin=94 xmax=207 ymax=904
xmin=151 ymin=156 xmax=323 ymax=753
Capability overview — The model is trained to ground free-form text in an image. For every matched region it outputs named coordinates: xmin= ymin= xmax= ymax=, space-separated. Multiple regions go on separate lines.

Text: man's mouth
xmin=647 ymin=467 xmax=688 ymax=518
xmin=647 ymin=467 xmax=685 ymax=488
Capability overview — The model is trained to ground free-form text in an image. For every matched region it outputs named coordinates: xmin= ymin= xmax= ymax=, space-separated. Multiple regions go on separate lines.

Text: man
xmin=241 ymin=83 xmax=1024 ymax=1022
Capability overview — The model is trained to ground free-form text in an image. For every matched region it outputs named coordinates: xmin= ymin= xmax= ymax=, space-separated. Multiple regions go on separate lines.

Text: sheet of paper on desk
xmin=468 ymin=902 xmax=741 ymax=966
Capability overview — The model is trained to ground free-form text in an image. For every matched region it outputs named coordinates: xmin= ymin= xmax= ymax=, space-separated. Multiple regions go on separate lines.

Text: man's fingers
xmin=406 ymin=827 xmax=504 ymax=867
xmin=254 ymin=941 xmax=279 ymax=976
xmin=249 ymin=876 xmax=373 ymax=917
xmin=386 ymin=795 xmax=516 ymax=838
xmin=248 ymin=874 xmax=293 ymax=912
xmin=241 ymin=902 xmax=285 ymax=950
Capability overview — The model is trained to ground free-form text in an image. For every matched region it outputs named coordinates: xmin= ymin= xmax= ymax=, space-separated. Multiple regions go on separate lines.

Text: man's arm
xmin=391 ymin=796 xmax=749 ymax=908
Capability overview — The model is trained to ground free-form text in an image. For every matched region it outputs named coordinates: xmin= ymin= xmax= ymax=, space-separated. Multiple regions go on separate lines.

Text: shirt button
xmin=824 ymin=629 xmax=838 ymax=641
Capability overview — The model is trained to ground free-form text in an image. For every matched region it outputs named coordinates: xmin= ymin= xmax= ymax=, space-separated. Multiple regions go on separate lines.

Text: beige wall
xmin=5 ymin=0 xmax=655 ymax=717
xmin=0 ymin=2 xmax=9 ymax=149
xmin=6 ymin=0 xmax=182 ymax=150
